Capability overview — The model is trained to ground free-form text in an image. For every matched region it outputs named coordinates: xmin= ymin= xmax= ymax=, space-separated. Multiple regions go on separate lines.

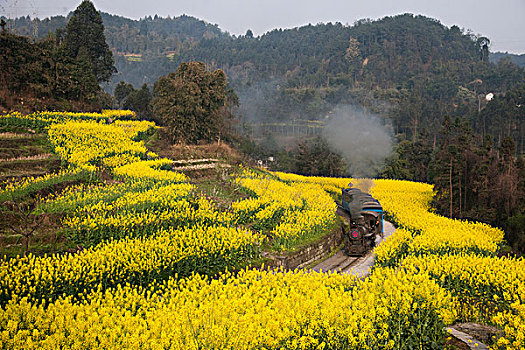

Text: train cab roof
xmin=342 ymin=186 xmax=382 ymax=218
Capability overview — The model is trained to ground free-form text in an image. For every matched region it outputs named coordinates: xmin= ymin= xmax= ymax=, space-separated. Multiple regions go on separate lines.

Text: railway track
xmin=312 ymin=221 xmax=395 ymax=277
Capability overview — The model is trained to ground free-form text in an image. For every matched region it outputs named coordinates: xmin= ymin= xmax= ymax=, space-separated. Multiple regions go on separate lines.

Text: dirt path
xmin=312 ymin=221 xmax=396 ymax=277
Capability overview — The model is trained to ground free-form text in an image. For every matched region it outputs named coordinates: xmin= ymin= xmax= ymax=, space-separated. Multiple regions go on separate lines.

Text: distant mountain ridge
xmin=6 ymin=12 xmax=515 ymax=89
xmin=490 ymin=52 xmax=525 ymax=68
xmin=5 ymin=12 xmax=225 ymax=51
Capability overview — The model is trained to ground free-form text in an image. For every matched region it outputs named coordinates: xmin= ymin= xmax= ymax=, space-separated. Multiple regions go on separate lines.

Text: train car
xmin=336 ymin=184 xmax=383 ymax=256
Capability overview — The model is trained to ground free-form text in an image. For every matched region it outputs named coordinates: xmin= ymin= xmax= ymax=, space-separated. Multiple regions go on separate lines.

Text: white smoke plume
xmin=323 ymin=105 xmax=393 ymax=177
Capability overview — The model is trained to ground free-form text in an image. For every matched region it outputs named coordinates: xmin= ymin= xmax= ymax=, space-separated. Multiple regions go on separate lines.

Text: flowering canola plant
xmin=0 ymin=168 xmax=88 ymax=202
xmin=0 ymin=267 xmax=454 ymax=349
xmin=233 ymin=170 xmax=337 ymax=250
xmin=113 ymin=119 xmax=156 ymax=139
xmin=0 ymin=224 xmax=259 ymax=306
xmin=48 ymin=121 xmax=153 ymax=171
xmin=113 ymin=159 xmax=187 ymax=183
xmin=0 ymin=110 xmax=136 ymax=131
xmin=369 ymin=179 xmax=521 ymax=348
xmin=1 ymin=111 xmax=524 ymax=348
xmin=274 ymin=171 xmax=353 ymax=195
xmin=1 ymin=112 xmax=260 ymax=307
xmin=372 ymin=179 xmax=504 ymax=266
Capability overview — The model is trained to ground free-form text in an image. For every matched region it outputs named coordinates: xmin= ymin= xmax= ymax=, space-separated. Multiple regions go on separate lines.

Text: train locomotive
xmin=336 ymin=184 xmax=383 ymax=256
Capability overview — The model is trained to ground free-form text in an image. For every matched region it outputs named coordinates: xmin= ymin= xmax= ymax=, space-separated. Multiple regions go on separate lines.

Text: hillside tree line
xmin=0 ymin=0 xmax=115 ymax=112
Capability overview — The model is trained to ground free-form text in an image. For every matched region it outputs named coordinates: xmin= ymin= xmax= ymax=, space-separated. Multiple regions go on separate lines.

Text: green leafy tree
xmin=381 ymin=132 xmax=432 ymax=182
xmin=475 ymin=82 xmax=525 ymax=153
xmin=114 ymin=81 xmax=134 ymax=108
xmin=293 ymin=136 xmax=346 ymax=177
xmin=381 ymin=140 xmax=415 ymax=180
xmin=497 ymin=137 xmax=519 ymax=217
xmin=63 ymin=0 xmax=116 ymax=83
xmin=52 ymin=45 xmax=99 ymax=102
xmin=431 ymin=116 xmax=475 ymax=218
xmin=0 ymin=31 xmax=47 ymax=98
xmin=151 ymin=61 xmax=227 ymax=143
xmin=123 ymin=84 xmax=152 ymax=120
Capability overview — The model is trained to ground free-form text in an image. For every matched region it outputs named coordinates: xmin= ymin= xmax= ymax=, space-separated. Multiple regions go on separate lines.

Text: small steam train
xmin=336 ymin=184 xmax=383 ymax=256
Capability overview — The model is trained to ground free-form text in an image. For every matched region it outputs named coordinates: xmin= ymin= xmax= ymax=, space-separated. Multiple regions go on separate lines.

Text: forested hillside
xmin=6 ymin=12 xmax=224 ymax=52
xmin=7 ymin=14 xmax=524 ymax=134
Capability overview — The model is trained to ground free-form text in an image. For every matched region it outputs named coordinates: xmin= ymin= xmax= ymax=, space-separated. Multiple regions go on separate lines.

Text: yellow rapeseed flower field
xmin=233 ymin=170 xmax=337 ymax=250
xmin=0 ymin=111 xmax=523 ymax=349
xmin=0 ymin=267 xmax=454 ymax=349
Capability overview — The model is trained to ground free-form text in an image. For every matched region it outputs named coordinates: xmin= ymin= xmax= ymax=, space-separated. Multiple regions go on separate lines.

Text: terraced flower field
xmin=0 ymin=111 xmax=523 ymax=349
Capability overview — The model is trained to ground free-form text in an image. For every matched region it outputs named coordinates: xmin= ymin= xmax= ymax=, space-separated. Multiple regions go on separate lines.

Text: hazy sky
xmin=2 ymin=0 xmax=525 ymax=53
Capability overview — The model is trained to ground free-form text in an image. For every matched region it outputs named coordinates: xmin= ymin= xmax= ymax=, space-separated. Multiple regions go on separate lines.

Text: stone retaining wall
xmin=265 ymin=227 xmax=344 ymax=270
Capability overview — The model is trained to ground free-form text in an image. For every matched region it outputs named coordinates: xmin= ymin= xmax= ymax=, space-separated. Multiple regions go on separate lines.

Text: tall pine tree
xmin=63 ymin=0 xmax=116 ymax=83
